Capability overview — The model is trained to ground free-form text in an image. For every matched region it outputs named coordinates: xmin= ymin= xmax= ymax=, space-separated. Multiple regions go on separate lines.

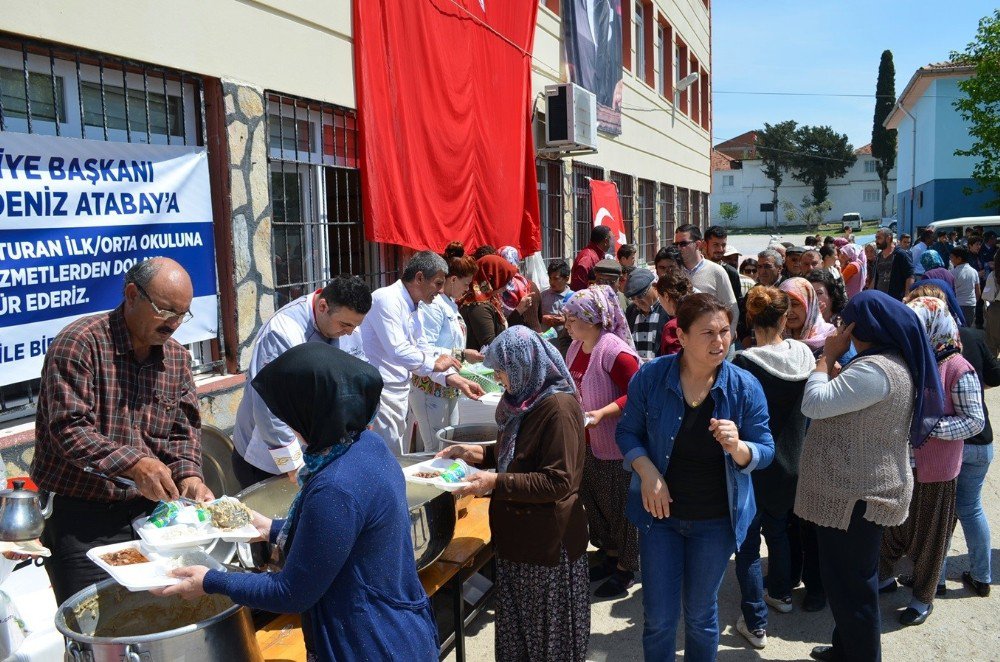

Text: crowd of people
xmin=25 ymin=218 xmax=998 ymax=662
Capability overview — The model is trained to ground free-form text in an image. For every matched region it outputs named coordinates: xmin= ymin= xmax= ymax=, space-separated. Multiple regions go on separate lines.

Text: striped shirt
xmin=30 ymin=306 xmax=202 ymax=501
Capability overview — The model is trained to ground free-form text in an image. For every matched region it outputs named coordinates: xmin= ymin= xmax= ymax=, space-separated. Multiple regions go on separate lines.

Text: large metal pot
xmin=55 ymin=579 xmax=262 ymax=662
xmin=235 ymin=469 xmax=456 ymax=572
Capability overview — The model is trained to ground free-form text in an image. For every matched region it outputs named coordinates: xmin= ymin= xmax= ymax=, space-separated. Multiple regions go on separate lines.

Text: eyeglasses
xmin=742 ymin=269 xmax=758 ymax=275
xmin=134 ymin=282 xmax=193 ymax=324
xmin=674 ymin=240 xmax=696 ymax=248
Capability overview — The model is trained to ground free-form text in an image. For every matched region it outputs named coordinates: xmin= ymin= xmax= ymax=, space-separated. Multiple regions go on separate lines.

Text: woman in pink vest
xmin=563 ymin=285 xmax=641 ymax=599
xmin=878 ymin=296 xmax=985 ymax=625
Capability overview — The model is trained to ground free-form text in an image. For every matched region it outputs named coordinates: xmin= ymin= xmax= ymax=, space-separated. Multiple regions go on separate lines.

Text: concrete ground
xmin=447 ymin=336 xmax=1000 ymax=661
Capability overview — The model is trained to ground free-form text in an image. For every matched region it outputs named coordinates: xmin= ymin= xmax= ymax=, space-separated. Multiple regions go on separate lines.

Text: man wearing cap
xmin=625 ymin=269 xmax=666 ymax=361
xmin=703 ymin=225 xmax=744 ymax=304
xmin=594 ymin=257 xmax=629 ymax=312
xmin=784 ymin=245 xmax=806 ymax=277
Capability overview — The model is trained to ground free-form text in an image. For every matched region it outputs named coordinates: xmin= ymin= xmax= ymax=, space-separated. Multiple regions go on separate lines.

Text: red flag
xmin=353 ymin=0 xmax=541 ymax=255
xmin=589 ymin=180 xmax=628 ymax=250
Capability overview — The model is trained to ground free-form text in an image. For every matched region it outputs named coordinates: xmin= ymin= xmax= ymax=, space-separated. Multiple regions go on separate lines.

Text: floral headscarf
xmin=779 ymin=277 xmax=836 ymax=353
xmin=562 ymin=285 xmax=636 ymax=349
xmin=498 ymin=246 xmax=521 ymax=268
xmin=920 ymin=249 xmax=945 ymax=272
xmin=484 ymin=327 xmax=578 ymax=473
xmin=496 ymin=246 xmax=529 ymax=315
xmin=839 ymin=243 xmax=867 ymax=298
xmin=907 ymin=295 xmax=962 ymax=362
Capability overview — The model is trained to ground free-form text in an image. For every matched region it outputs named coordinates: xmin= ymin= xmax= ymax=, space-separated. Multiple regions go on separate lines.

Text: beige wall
xmin=533 ymin=1 xmax=712 ymax=193
xmin=3 ymin=0 xmax=355 ymax=107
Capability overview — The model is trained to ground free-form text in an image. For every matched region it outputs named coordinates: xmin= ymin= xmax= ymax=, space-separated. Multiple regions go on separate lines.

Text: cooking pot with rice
xmin=56 ymin=579 xmax=262 ymax=661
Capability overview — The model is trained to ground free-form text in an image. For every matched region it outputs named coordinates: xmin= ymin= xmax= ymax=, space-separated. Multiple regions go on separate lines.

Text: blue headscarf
xmin=920 ymin=249 xmax=945 ymax=272
xmin=840 ymin=290 xmax=944 ymax=448
xmin=910 ymin=278 xmax=966 ymax=327
xmin=484 ymin=326 xmax=578 ymax=472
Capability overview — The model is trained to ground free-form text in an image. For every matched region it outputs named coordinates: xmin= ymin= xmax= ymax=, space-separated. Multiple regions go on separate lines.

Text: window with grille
xmin=691 ymin=190 xmax=702 ymax=227
xmin=266 ymin=93 xmax=404 ymax=306
xmin=659 ymin=183 xmax=675 ymax=244
xmin=676 ymin=187 xmax=690 ymax=228
xmin=609 ymin=171 xmax=635 ymax=246
xmin=536 ymin=158 xmax=565 ymax=262
xmin=636 ymin=179 xmax=657 ymax=263
xmin=572 ymin=162 xmax=604 ymax=253
xmin=0 ymin=35 xmax=216 ymax=422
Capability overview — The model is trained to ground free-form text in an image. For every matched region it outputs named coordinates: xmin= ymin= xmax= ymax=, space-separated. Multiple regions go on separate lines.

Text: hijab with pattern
xmin=497 ymin=246 xmax=530 ymax=315
xmin=251 ymin=342 xmax=383 ymax=549
xmin=562 ymin=284 xmax=637 ymax=349
xmin=484 ymin=326 xmax=578 ymax=473
xmin=779 ymin=277 xmax=837 ymax=353
xmin=920 ymin=249 xmax=946 ymax=272
xmin=839 ymin=243 xmax=867 ymax=297
xmin=907 ymin=296 xmax=962 ymax=362
xmin=840 ymin=290 xmax=945 ymax=448
xmin=908 ymin=278 xmax=967 ymax=327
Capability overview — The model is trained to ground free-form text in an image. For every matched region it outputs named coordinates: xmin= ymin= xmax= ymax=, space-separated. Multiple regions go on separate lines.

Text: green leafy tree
xmin=871 ymin=50 xmax=898 ymax=218
xmin=951 ymin=9 xmax=1000 ymax=209
xmin=718 ymin=202 xmax=740 ymax=226
xmin=781 ymin=198 xmax=833 ymax=230
xmin=791 ymin=125 xmax=857 ymax=205
xmin=756 ymin=120 xmax=798 ymax=230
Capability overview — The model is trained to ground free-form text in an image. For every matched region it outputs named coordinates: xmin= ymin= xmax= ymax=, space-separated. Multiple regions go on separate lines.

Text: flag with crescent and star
xmin=589 ymin=179 xmax=628 ymax=250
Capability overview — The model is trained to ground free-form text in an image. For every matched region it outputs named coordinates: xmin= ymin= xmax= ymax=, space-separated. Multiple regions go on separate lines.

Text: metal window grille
xmin=676 ymin=187 xmax=690 ymax=228
xmin=609 ymin=171 xmax=634 ymax=245
xmin=702 ymin=192 xmax=710 ymax=228
xmin=659 ymin=183 xmax=675 ymax=244
xmin=572 ymin=162 xmax=604 ymax=253
xmin=536 ymin=158 xmax=565 ymax=262
xmin=265 ymin=92 xmax=405 ymax=307
xmin=0 ymin=34 xmax=219 ymax=422
xmin=636 ymin=179 xmax=657 ymax=263
xmin=692 ymin=190 xmax=702 ymax=227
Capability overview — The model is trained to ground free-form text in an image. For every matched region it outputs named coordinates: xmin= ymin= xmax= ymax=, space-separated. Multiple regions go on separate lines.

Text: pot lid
xmin=0 ymin=480 xmax=38 ymax=500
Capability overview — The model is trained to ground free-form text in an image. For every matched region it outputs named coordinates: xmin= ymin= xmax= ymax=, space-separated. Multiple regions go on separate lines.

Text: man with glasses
xmin=31 ymin=257 xmax=211 ymax=605
xmin=673 ymin=224 xmax=739 ymax=335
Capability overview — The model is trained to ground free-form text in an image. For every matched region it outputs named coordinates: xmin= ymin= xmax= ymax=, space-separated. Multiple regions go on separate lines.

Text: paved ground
xmin=447 ymin=349 xmax=1000 ymax=661
xmin=726 ymin=231 xmax=876 ymax=269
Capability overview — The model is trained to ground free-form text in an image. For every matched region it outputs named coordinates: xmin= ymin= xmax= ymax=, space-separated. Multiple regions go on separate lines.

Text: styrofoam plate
xmin=87 ymin=541 xmax=224 ymax=591
xmin=402 ymin=458 xmax=483 ymax=492
xmin=134 ymin=517 xmax=259 ymax=551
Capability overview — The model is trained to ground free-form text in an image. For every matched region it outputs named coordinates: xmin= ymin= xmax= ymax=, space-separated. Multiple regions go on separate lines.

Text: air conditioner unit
xmin=544 ymin=83 xmax=597 ymax=151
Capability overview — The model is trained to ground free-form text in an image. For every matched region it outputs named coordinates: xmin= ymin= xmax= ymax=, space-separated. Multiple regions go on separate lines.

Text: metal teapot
xmin=0 ymin=480 xmax=50 ymax=541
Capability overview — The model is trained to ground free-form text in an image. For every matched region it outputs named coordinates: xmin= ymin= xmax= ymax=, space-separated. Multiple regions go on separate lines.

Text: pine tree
xmin=871 ymin=50 xmax=898 ymax=218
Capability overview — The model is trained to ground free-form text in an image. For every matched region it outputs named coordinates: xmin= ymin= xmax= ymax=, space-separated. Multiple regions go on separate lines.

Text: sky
xmin=711 ymin=1 xmax=996 ymax=150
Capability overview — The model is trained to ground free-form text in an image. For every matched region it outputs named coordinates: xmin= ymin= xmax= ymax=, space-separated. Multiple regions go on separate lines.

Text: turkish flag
xmin=589 ymin=179 xmax=628 ymax=250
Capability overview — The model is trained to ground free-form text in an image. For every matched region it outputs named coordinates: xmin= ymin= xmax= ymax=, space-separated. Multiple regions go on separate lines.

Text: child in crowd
xmin=541 ymin=259 xmax=575 ymax=355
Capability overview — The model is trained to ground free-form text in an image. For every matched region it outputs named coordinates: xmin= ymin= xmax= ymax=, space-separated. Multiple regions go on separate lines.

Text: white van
xmin=840 ymin=212 xmax=863 ymax=231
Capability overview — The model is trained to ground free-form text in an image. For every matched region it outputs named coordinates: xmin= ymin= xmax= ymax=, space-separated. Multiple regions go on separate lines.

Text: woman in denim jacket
xmin=616 ymin=294 xmax=775 ymax=662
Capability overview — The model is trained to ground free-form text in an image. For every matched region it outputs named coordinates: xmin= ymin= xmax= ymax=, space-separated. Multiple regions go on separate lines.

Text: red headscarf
xmin=460 ymin=255 xmax=517 ymax=320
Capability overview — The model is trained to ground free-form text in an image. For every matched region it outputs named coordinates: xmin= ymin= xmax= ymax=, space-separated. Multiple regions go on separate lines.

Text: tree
xmin=791 ymin=125 xmax=857 ymax=205
xmin=756 ymin=121 xmax=798 ymax=230
xmin=871 ymin=50 xmax=898 ymax=218
xmin=781 ymin=197 xmax=833 ymax=230
xmin=951 ymin=9 xmax=1000 ymax=209
xmin=718 ymin=202 xmax=740 ymax=226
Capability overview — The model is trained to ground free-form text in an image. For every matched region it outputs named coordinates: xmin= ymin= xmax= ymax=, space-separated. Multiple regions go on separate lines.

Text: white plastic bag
xmin=0 ymin=589 xmax=26 ymax=658
xmin=523 ymin=252 xmax=549 ymax=291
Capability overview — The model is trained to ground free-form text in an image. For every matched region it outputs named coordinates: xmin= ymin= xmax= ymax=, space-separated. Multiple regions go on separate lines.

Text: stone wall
xmin=223 ymin=80 xmax=275 ymax=371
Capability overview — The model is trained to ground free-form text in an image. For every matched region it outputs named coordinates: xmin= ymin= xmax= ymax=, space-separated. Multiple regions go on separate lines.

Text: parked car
xmin=879 ymin=217 xmax=898 ymax=234
xmin=841 ymin=212 xmax=863 ymax=231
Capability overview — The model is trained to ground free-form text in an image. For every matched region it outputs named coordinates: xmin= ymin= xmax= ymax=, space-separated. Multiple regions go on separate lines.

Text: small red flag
xmin=589 ymin=180 xmax=628 ymax=250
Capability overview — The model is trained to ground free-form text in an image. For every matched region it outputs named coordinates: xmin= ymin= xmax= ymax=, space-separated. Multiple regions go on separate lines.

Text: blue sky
xmin=711 ymin=1 xmax=995 ymax=149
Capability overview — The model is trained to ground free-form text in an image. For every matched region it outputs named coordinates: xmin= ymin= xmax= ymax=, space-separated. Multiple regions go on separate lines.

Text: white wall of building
xmin=712 ymin=155 xmax=897 ymax=228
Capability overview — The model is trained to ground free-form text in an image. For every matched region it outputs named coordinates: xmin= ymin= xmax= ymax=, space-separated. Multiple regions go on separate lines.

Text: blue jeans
xmin=735 ymin=508 xmax=790 ymax=630
xmin=941 ymin=443 xmax=993 ymax=584
xmin=639 ymin=517 xmax=735 ymax=662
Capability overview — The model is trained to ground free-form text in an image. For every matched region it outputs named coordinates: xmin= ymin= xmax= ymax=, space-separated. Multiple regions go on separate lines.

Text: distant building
xmin=711 ymin=141 xmax=896 ymax=229
xmin=885 ymin=62 xmax=990 ymax=236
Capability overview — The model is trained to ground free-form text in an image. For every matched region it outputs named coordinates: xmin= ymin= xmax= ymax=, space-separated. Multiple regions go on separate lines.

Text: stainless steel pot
xmin=234 ymin=469 xmax=456 ymax=572
xmin=55 ymin=579 xmax=262 ymax=662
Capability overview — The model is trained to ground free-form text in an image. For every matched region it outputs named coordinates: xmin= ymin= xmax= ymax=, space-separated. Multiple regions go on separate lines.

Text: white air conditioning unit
xmin=544 ymin=83 xmax=597 ymax=151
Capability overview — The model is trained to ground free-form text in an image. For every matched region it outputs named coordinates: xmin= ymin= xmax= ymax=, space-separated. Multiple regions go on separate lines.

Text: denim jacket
xmin=615 ymin=353 xmax=775 ymax=549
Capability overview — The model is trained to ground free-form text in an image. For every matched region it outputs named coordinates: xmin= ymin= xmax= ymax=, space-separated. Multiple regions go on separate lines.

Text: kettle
xmin=0 ymin=481 xmax=49 ymax=542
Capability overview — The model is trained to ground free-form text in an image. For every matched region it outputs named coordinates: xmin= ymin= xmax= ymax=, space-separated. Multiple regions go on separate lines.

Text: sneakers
xmin=736 ymin=615 xmax=767 ymax=649
xmin=763 ymin=592 xmax=793 ymax=613
xmin=593 ymin=569 xmax=636 ymax=598
xmin=962 ymin=571 xmax=991 ymax=597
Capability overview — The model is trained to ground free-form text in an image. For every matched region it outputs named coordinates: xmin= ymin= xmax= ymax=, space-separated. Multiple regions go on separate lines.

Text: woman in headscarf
xmin=460 ymin=255 xmax=516 ymax=349
xmin=877 ymin=297 xmax=984 ymax=626
xmin=731 ymin=287 xmax=816 ymax=648
xmin=562 ymin=285 xmax=641 ymax=599
xmin=921 ymin=249 xmax=957 ymax=290
xmin=778 ymin=278 xmax=847 ymax=361
xmin=439 ymin=327 xmax=589 ymax=662
xmin=408 ymin=242 xmax=483 ymax=452
xmin=498 ymin=245 xmax=543 ymax=332
xmin=616 ymin=294 xmax=775 ymax=662
xmin=795 ymin=291 xmax=945 ymax=662
xmin=157 ymin=343 xmax=437 ymax=662
xmin=838 ymin=243 xmax=867 ymax=298
xmin=908 ymin=278 xmax=967 ymax=327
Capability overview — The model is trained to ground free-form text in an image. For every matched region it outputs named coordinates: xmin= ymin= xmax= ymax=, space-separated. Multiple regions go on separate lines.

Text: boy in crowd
xmin=617 ymin=243 xmax=638 ymax=268
xmin=540 ymin=259 xmax=574 ymax=355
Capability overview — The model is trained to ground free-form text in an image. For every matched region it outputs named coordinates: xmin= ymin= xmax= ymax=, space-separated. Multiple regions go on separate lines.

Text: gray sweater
xmin=794 ymin=352 xmax=915 ymax=530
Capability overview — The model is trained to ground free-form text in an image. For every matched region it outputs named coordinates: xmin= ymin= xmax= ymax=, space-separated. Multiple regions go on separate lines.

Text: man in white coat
xmin=231 ymin=276 xmax=371 ymax=487
xmin=361 ymin=251 xmax=484 ymax=455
